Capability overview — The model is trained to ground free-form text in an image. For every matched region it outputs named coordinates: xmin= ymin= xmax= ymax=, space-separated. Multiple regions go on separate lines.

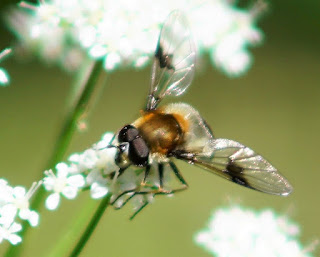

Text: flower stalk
xmin=68 ymin=194 xmax=112 ymax=257
xmin=4 ymin=59 xmax=106 ymax=257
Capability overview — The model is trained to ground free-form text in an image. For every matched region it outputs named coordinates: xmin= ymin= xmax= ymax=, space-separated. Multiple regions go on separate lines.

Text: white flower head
xmin=0 ymin=180 xmax=41 ymax=227
xmin=0 ymin=220 xmax=22 ymax=245
xmin=86 ymin=169 xmax=109 ymax=199
xmin=43 ymin=166 xmax=85 ymax=210
xmin=0 ymin=179 xmax=14 ymax=206
xmin=10 ymin=182 xmax=42 ymax=227
xmin=6 ymin=0 xmax=266 ymax=76
xmin=0 ymin=180 xmax=41 ymax=245
xmin=195 ymin=205 xmax=316 ymax=257
xmin=0 ymin=48 xmax=12 ymax=86
xmin=43 ymin=132 xmax=119 ymax=207
xmin=0 ymin=205 xmax=17 ymax=228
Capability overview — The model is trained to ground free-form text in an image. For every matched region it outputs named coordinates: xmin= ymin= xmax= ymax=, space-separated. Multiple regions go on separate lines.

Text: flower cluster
xmin=0 ymin=179 xmax=41 ymax=245
xmin=6 ymin=0 xmax=265 ymax=75
xmin=0 ymin=48 xmax=12 ymax=86
xmin=195 ymin=205 xmax=315 ymax=257
xmin=43 ymin=133 xmax=116 ymax=210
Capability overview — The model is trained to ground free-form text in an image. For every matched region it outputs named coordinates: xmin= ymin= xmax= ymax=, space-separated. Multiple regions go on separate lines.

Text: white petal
xmin=67 ymin=164 xmax=79 ymax=174
xmin=45 ymin=193 xmax=60 ymax=210
xmin=80 ymin=149 xmax=98 ymax=169
xmin=96 ymin=132 xmax=114 ymax=149
xmin=12 ymin=186 xmax=26 ymax=199
xmin=68 ymin=153 xmax=80 ymax=163
xmin=0 ymin=179 xmax=8 ymax=186
xmin=0 ymin=69 xmax=9 ymax=86
xmin=90 ymin=183 xmax=108 ymax=199
xmin=86 ymin=170 xmax=100 ymax=185
xmin=67 ymin=174 xmax=85 ymax=188
xmin=62 ymin=186 xmax=78 ymax=199
xmin=8 ymin=234 xmax=22 ymax=245
xmin=27 ymin=211 xmax=39 ymax=227
xmin=56 ymin=162 xmax=69 ymax=173
xmin=0 ymin=204 xmax=17 ymax=225
xmin=43 ymin=177 xmax=55 ymax=191
xmin=104 ymin=52 xmax=121 ymax=70
xmin=56 ymin=163 xmax=69 ymax=178
xmin=96 ymin=148 xmax=118 ymax=172
xmin=9 ymin=222 xmax=22 ymax=233
xmin=18 ymin=209 xmax=30 ymax=220
xmin=89 ymin=44 xmax=108 ymax=58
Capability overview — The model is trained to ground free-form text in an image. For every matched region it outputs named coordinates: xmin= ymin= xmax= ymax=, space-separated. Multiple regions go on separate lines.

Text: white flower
xmin=43 ymin=165 xmax=85 ymax=210
xmin=195 ymin=205 xmax=315 ymax=257
xmin=43 ymin=132 xmax=118 ymax=208
xmin=0 ymin=48 xmax=11 ymax=86
xmin=10 ymin=183 xmax=41 ymax=227
xmin=0 ymin=205 xmax=17 ymax=227
xmin=68 ymin=149 xmax=99 ymax=173
xmin=0 ymin=180 xmax=41 ymax=245
xmin=0 ymin=220 xmax=22 ymax=245
xmin=69 ymin=132 xmax=117 ymax=174
xmin=86 ymin=169 xmax=109 ymax=199
xmin=6 ymin=0 xmax=265 ymax=76
xmin=0 ymin=179 xmax=14 ymax=206
xmin=0 ymin=180 xmax=41 ymax=227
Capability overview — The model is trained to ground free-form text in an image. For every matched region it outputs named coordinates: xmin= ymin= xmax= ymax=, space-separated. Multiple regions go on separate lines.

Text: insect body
xmin=110 ymin=11 xmax=293 ymax=217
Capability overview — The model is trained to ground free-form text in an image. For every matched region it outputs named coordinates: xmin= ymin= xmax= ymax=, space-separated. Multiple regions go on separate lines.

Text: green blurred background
xmin=0 ymin=0 xmax=319 ymax=256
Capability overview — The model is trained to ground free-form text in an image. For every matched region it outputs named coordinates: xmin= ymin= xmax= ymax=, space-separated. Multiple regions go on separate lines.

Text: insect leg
xmin=158 ymin=163 xmax=164 ymax=189
xmin=142 ymin=164 xmax=151 ymax=185
xmin=129 ymin=201 xmax=149 ymax=220
xmin=110 ymin=188 xmax=137 ymax=205
xmin=113 ymin=192 xmax=137 ymax=209
xmin=110 ymin=165 xmax=130 ymax=186
xmin=169 ymin=162 xmax=189 ymax=188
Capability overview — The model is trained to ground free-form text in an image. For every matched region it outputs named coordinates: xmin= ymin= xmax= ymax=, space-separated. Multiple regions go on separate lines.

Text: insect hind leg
xmin=130 ymin=201 xmax=149 ymax=220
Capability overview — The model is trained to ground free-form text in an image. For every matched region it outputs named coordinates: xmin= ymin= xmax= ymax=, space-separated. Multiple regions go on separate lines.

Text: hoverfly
xmin=109 ymin=11 xmax=293 ymax=218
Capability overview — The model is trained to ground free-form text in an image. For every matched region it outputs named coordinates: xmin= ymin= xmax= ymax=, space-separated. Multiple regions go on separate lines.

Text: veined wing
xmin=173 ymin=138 xmax=293 ymax=196
xmin=146 ymin=10 xmax=196 ymax=110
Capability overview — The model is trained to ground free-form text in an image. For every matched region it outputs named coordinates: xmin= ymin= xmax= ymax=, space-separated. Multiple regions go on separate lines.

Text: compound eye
xmin=118 ymin=125 xmax=139 ymax=142
xmin=129 ymin=138 xmax=149 ymax=167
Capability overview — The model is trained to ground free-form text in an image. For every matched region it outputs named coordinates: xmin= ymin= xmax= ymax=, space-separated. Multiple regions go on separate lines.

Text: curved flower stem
xmin=4 ymin=60 xmax=106 ymax=257
xmin=68 ymin=194 xmax=112 ymax=257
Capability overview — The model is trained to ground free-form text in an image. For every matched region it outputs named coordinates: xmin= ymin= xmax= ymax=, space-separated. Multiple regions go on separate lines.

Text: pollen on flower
xmin=6 ymin=0 xmax=266 ymax=76
xmin=195 ymin=205 xmax=316 ymax=257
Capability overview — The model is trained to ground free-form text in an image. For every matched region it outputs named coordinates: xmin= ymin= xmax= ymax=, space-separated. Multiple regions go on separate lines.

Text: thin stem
xmin=68 ymin=194 xmax=112 ymax=257
xmin=45 ymin=198 xmax=97 ymax=257
xmin=4 ymin=60 xmax=106 ymax=257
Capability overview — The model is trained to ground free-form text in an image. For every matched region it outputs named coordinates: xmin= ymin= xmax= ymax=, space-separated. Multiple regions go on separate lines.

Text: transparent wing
xmin=146 ymin=10 xmax=196 ymax=110
xmin=174 ymin=138 xmax=293 ymax=196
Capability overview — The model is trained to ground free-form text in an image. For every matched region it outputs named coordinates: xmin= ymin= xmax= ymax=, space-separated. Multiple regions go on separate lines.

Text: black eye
xmin=129 ymin=137 xmax=149 ymax=167
xmin=118 ymin=125 xmax=139 ymax=142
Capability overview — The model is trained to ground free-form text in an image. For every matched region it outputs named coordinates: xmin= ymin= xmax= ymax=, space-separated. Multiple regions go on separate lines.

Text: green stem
xmin=4 ymin=60 xmax=106 ymax=257
xmin=68 ymin=194 xmax=112 ymax=257
xmin=45 ymin=198 xmax=98 ymax=257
